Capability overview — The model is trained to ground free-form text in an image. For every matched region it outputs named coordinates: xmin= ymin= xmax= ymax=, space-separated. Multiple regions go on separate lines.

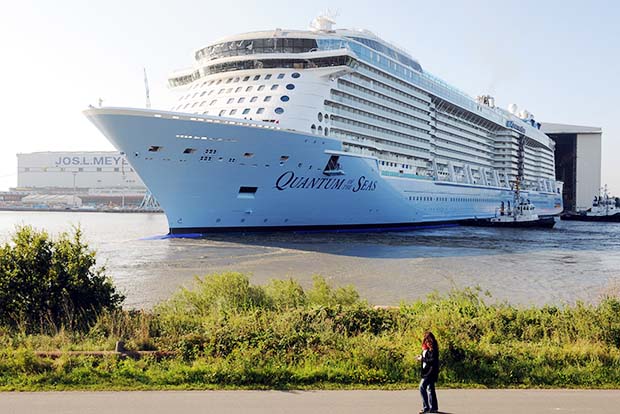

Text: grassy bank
xmin=1 ymin=272 xmax=620 ymax=390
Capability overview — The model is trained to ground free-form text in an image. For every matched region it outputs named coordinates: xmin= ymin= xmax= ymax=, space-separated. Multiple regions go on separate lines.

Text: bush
xmin=0 ymin=226 xmax=124 ymax=332
xmin=307 ymin=275 xmax=361 ymax=307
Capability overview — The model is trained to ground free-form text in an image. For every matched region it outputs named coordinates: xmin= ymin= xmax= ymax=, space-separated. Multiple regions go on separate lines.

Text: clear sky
xmin=1 ymin=0 xmax=618 ymax=192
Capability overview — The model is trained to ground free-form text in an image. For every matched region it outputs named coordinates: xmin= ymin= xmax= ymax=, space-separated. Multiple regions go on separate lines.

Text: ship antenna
xmin=143 ymin=67 xmax=151 ymax=109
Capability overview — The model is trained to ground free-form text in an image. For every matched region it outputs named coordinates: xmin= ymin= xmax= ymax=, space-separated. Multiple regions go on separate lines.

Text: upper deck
xmin=169 ymin=26 xmax=552 ymax=150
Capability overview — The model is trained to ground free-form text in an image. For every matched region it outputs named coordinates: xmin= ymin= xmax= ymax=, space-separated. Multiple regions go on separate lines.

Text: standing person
xmin=417 ymin=331 xmax=439 ymax=413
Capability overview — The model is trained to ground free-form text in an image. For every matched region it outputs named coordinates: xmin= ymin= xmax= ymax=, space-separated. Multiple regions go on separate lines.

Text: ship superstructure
xmin=85 ymin=16 xmax=563 ymax=233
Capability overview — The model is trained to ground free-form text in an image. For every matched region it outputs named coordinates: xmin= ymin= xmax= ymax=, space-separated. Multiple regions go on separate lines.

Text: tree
xmin=0 ymin=226 xmax=124 ymax=332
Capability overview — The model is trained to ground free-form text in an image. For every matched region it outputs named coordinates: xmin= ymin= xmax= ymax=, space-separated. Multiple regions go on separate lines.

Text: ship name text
xmin=275 ymin=171 xmax=377 ymax=192
xmin=506 ymin=120 xmax=526 ymax=134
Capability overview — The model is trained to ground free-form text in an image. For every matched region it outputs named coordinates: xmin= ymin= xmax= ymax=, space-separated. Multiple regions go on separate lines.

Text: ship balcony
xmin=338 ymin=78 xmax=431 ymax=113
xmin=327 ymin=94 xmax=432 ymax=130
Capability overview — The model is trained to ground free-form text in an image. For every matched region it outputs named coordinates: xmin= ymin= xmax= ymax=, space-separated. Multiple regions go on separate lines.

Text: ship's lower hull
xmin=85 ymin=108 xmax=564 ymax=233
xmin=561 ymin=213 xmax=620 ymax=222
xmin=464 ymin=217 xmax=556 ymax=229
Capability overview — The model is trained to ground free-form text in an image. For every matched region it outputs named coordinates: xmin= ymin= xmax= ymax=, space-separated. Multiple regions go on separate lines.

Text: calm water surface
xmin=1 ymin=211 xmax=619 ymax=308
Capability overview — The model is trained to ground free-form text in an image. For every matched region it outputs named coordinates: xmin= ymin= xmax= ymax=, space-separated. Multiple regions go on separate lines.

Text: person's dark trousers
xmin=419 ymin=377 xmax=438 ymax=412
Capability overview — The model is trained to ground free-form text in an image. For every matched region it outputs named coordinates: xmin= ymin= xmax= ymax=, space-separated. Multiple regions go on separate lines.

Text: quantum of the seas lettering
xmin=352 ymin=176 xmax=377 ymax=192
xmin=275 ymin=171 xmax=377 ymax=192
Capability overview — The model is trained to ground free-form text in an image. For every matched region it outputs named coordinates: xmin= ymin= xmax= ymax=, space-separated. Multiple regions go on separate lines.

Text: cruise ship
xmin=85 ymin=16 xmax=563 ymax=233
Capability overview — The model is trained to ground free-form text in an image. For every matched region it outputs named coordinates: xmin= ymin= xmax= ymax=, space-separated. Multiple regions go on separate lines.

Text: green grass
xmin=1 ymin=273 xmax=620 ymax=391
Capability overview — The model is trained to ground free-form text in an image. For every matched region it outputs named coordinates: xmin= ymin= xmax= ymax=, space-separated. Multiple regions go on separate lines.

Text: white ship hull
xmin=86 ymin=108 xmax=563 ymax=233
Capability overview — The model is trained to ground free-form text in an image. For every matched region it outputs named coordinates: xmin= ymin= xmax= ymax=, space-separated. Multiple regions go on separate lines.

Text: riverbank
xmin=1 ymin=272 xmax=619 ymax=391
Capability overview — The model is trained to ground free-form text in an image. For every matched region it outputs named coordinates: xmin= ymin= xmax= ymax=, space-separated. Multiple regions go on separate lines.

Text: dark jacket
xmin=420 ymin=347 xmax=440 ymax=381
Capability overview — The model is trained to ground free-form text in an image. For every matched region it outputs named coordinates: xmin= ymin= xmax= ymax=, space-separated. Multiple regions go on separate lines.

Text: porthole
xmin=274 ymin=107 xmax=284 ymax=114
xmin=291 ymin=72 xmax=301 ymax=78
xmin=324 ymin=114 xmax=329 ymax=122
xmin=311 ymin=124 xmax=316 ymax=133
xmin=286 ymin=83 xmax=295 ymax=90
xmin=317 ymin=112 xmax=323 ymax=122
xmin=318 ymin=126 xmax=323 ymax=132
xmin=324 ymin=128 xmax=329 ymax=136
xmin=280 ymin=95 xmax=290 ymax=102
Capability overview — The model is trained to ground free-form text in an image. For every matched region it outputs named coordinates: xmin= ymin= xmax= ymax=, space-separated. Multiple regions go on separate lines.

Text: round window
xmin=280 ymin=95 xmax=290 ymax=102
xmin=286 ymin=84 xmax=295 ymax=90
xmin=274 ymin=107 xmax=284 ymax=114
xmin=291 ymin=72 xmax=301 ymax=78
xmin=324 ymin=114 xmax=329 ymax=122
xmin=324 ymin=128 xmax=329 ymax=136
xmin=317 ymin=112 xmax=323 ymax=122
xmin=318 ymin=125 xmax=323 ymax=132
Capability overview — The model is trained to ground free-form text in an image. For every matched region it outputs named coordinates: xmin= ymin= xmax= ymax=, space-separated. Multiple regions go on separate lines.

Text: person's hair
xmin=422 ymin=331 xmax=437 ymax=351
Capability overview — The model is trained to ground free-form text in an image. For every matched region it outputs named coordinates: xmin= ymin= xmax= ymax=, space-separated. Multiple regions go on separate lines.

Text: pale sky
xmin=1 ymin=0 xmax=618 ymax=192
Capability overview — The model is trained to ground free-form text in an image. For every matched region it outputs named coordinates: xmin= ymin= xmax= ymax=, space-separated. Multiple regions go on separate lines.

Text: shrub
xmin=307 ymin=275 xmax=361 ymax=307
xmin=264 ymin=278 xmax=307 ymax=310
xmin=0 ymin=226 xmax=124 ymax=332
xmin=156 ymin=272 xmax=269 ymax=317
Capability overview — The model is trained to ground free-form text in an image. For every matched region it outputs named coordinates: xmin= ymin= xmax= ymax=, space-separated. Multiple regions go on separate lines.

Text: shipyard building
xmin=541 ymin=123 xmax=603 ymax=212
xmin=12 ymin=152 xmax=148 ymax=208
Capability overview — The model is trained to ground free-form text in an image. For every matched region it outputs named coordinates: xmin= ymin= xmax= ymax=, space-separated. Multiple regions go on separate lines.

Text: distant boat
xmin=562 ymin=186 xmax=620 ymax=222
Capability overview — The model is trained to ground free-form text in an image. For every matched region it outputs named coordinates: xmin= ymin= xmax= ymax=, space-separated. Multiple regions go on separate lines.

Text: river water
xmin=1 ymin=211 xmax=619 ymax=308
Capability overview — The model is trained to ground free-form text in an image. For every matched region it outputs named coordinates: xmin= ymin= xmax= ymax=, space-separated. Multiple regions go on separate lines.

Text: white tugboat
xmin=562 ymin=185 xmax=620 ymax=222
xmin=468 ymin=135 xmax=555 ymax=228
xmin=470 ymin=186 xmax=555 ymax=228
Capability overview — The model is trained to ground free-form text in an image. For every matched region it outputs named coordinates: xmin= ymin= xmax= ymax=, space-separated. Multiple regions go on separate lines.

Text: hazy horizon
xmin=1 ymin=0 xmax=618 ymax=193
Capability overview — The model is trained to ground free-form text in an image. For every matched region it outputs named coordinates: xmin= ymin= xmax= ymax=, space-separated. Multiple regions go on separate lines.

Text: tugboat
xmin=467 ymin=135 xmax=555 ymax=228
xmin=480 ymin=197 xmax=556 ymax=228
xmin=469 ymin=189 xmax=555 ymax=228
xmin=562 ymin=186 xmax=620 ymax=222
